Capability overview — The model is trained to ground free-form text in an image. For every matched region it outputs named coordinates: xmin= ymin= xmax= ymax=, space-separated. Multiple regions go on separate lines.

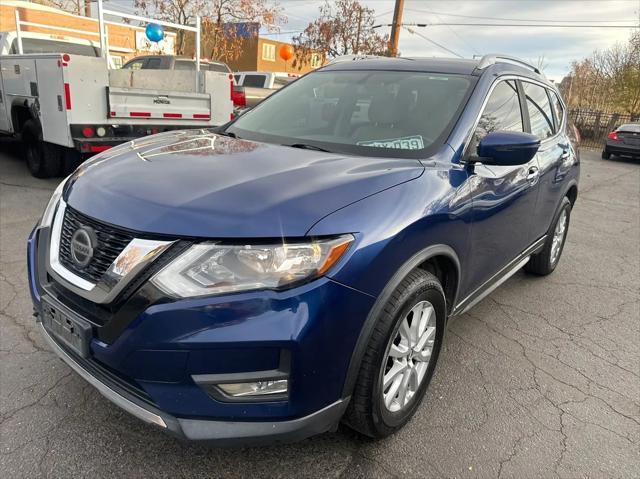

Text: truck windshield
xmin=11 ymin=38 xmax=98 ymax=57
xmin=227 ymin=69 xmax=474 ymax=158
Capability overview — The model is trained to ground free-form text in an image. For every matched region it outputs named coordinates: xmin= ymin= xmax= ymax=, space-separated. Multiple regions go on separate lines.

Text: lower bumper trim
xmin=38 ymin=322 xmax=349 ymax=445
xmin=38 ymin=322 xmax=168 ymax=428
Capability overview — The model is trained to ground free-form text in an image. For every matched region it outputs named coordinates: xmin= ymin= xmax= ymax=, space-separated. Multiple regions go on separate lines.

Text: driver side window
xmin=475 ymin=80 xmax=524 ymax=142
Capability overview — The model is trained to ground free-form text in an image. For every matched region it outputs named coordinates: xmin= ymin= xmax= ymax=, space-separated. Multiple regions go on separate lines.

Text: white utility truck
xmin=0 ymin=7 xmax=233 ymax=178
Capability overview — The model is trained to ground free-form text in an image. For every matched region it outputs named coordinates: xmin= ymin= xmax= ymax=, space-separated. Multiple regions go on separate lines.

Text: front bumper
xmin=28 ymin=225 xmax=373 ymax=443
xmin=38 ymin=321 xmax=348 ymax=444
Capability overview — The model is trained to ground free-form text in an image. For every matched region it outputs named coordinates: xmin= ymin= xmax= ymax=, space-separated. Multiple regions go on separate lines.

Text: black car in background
xmin=602 ymin=122 xmax=640 ymax=160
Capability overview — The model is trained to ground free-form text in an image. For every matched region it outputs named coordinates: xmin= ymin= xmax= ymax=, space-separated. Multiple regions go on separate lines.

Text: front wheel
xmin=525 ymin=197 xmax=571 ymax=276
xmin=343 ymin=269 xmax=446 ymax=438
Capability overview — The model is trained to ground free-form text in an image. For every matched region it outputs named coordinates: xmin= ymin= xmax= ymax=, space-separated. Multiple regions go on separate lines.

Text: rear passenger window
xmin=549 ymin=92 xmax=564 ymax=133
xmin=242 ymin=75 xmax=267 ymax=88
xmin=523 ymin=82 xmax=554 ymax=139
xmin=144 ymin=58 xmax=162 ymax=69
xmin=476 ymin=80 xmax=523 ymax=140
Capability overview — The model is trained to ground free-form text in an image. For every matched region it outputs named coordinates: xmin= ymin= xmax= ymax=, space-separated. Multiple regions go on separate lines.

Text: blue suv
xmin=28 ymin=55 xmax=579 ymax=445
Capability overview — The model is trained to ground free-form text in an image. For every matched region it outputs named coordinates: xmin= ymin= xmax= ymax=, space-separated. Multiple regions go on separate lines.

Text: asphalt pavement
xmin=1 ymin=144 xmax=638 ymax=478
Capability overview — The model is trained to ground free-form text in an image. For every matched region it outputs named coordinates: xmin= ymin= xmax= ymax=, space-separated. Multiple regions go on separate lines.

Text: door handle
xmin=527 ymin=166 xmax=540 ymax=182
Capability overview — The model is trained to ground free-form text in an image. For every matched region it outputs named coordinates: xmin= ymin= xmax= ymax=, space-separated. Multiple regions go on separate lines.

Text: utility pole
xmin=389 ymin=0 xmax=405 ymax=57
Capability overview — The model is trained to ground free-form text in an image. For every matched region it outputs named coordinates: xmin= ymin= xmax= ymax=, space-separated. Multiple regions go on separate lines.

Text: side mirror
xmin=474 ymin=131 xmax=540 ymax=166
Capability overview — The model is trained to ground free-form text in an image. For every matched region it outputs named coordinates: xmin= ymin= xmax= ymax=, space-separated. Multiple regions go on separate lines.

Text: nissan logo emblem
xmin=70 ymin=227 xmax=96 ymax=268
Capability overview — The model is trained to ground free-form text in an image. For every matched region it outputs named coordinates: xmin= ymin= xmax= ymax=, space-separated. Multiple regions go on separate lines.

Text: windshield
xmin=618 ymin=123 xmax=640 ymax=133
xmin=11 ymin=38 xmax=98 ymax=57
xmin=227 ymin=69 xmax=474 ymax=158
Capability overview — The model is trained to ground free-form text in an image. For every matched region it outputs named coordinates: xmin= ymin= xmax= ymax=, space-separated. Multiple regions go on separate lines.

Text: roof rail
xmin=326 ymin=54 xmax=386 ymax=65
xmin=476 ymin=54 xmax=541 ymax=75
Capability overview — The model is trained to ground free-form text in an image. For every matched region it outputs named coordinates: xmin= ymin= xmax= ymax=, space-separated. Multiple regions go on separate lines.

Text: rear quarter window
xmin=549 ymin=91 xmax=565 ymax=133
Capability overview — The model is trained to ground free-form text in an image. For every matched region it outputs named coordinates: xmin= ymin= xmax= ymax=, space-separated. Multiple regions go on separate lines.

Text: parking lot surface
xmin=1 ymin=146 xmax=638 ymax=478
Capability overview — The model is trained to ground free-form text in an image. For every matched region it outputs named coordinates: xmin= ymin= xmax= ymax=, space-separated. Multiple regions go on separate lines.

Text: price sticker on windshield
xmin=357 ymin=135 xmax=425 ymax=150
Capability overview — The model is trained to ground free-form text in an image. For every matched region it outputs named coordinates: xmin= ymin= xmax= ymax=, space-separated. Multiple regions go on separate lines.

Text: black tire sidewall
xmin=23 ymin=121 xmax=44 ymax=177
xmin=371 ymin=279 xmax=446 ymax=433
xmin=548 ymin=200 xmax=571 ymax=270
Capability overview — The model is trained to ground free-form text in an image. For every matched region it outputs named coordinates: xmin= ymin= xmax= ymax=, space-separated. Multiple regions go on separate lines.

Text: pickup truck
xmin=232 ymin=71 xmax=297 ymax=111
xmin=122 ymin=55 xmax=232 ymax=74
xmin=0 ymin=51 xmax=233 ymax=178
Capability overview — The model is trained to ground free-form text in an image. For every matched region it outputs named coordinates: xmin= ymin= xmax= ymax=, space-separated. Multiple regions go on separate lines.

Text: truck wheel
xmin=343 ymin=269 xmax=446 ymax=438
xmin=22 ymin=120 xmax=62 ymax=178
xmin=61 ymin=148 xmax=83 ymax=175
xmin=525 ymin=197 xmax=571 ymax=276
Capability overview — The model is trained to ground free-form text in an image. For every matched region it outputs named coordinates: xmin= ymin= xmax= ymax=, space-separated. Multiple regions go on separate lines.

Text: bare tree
xmin=293 ymin=0 xmax=389 ymax=66
xmin=134 ymin=0 xmax=284 ymax=60
xmin=560 ymin=32 xmax=639 ymax=115
xmin=37 ymin=0 xmax=84 ymax=16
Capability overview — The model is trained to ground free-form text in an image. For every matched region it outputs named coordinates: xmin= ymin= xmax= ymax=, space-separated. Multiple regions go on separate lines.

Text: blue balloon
xmin=145 ymin=23 xmax=164 ymax=42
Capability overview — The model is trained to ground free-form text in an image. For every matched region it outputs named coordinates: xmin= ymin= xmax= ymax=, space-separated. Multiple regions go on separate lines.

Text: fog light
xmin=218 ymin=379 xmax=288 ymax=398
xmin=96 ymin=126 xmax=107 ymax=137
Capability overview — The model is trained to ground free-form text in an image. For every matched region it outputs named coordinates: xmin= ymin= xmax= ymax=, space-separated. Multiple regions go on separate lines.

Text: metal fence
xmin=569 ymin=109 xmax=639 ymax=149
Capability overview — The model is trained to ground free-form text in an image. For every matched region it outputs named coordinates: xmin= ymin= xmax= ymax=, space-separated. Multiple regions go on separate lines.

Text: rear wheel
xmin=525 ymin=197 xmax=571 ymax=276
xmin=343 ymin=269 xmax=446 ymax=438
xmin=61 ymin=147 xmax=83 ymax=175
xmin=22 ymin=120 xmax=62 ymax=178
xmin=601 ymin=149 xmax=611 ymax=160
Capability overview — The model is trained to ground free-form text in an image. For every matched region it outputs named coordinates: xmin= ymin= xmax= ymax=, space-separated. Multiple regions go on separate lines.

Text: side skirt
xmin=451 ymin=235 xmax=547 ymax=317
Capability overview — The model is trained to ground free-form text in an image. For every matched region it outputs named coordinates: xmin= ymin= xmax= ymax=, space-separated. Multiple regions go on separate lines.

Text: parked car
xmin=602 ymin=122 xmax=640 ymax=159
xmin=122 ymin=55 xmax=232 ymax=74
xmin=232 ymin=71 xmax=298 ymax=112
xmin=28 ymin=54 xmax=579 ymax=445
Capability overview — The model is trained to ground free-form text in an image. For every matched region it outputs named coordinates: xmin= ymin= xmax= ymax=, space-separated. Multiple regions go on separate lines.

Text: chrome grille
xmin=59 ymin=207 xmax=133 ymax=283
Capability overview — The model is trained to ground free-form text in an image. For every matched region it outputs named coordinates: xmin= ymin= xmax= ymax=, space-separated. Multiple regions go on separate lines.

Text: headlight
xmin=39 ymin=176 xmax=68 ymax=228
xmin=151 ymin=235 xmax=353 ymax=298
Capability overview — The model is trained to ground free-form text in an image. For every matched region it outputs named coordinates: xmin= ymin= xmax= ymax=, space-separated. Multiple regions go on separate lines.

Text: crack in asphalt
xmin=1 ymin=149 xmax=638 ymax=478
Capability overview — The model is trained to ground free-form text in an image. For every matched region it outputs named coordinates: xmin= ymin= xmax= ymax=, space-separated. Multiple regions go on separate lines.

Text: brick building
xmin=0 ymin=0 xmax=176 ymax=67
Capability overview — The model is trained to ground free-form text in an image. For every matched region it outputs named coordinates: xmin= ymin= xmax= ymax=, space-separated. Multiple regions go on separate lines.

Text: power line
xmin=403 ymin=26 xmax=463 ymax=58
xmin=374 ymin=22 xmax=637 ymax=29
xmin=430 ymin=11 xmax=480 ymax=56
xmin=404 ymin=7 xmax=636 ymax=24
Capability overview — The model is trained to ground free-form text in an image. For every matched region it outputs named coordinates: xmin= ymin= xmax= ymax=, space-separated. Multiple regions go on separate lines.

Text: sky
xmin=103 ymin=0 xmax=639 ymax=81
xmin=261 ymin=0 xmax=640 ymax=81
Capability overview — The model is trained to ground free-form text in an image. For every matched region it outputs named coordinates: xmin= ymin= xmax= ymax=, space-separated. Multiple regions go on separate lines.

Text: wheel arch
xmin=341 ymin=244 xmax=460 ymax=400
xmin=565 ymin=182 xmax=578 ymax=206
xmin=12 ymin=102 xmax=39 ymax=138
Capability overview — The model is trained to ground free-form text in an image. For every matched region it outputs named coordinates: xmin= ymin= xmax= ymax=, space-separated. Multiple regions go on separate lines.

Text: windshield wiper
xmin=287 ymin=143 xmax=331 ymax=152
xmin=216 ymin=131 xmax=237 ymax=138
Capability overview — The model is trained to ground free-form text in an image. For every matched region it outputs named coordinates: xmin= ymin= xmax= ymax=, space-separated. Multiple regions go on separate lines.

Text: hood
xmin=65 ymin=130 xmax=424 ymax=238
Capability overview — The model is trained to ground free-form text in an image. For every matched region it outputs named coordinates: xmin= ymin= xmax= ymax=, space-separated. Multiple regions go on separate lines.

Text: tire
xmin=61 ymin=147 xmax=83 ymax=175
xmin=22 ymin=120 xmax=62 ymax=178
xmin=601 ymin=149 xmax=611 ymax=159
xmin=525 ymin=197 xmax=571 ymax=276
xmin=343 ymin=269 xmax=446 ymax=438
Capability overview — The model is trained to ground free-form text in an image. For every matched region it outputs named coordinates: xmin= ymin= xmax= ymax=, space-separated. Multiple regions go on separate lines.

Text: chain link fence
xmin=569 ymin=109 xmax=639 ymax=149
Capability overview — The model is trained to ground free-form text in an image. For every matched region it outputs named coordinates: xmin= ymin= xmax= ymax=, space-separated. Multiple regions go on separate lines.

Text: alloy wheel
xmin=550 ymin=209 xmax=568 ymax=266
xmin=381 ymin=300 xmax=437 ymax=412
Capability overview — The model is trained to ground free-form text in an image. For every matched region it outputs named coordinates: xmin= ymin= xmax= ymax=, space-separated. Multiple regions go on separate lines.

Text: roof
xmin=320 ymin=55 xmax=549 ymax=84
xmin=322 ymin=56 xmax=480 ymax=75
